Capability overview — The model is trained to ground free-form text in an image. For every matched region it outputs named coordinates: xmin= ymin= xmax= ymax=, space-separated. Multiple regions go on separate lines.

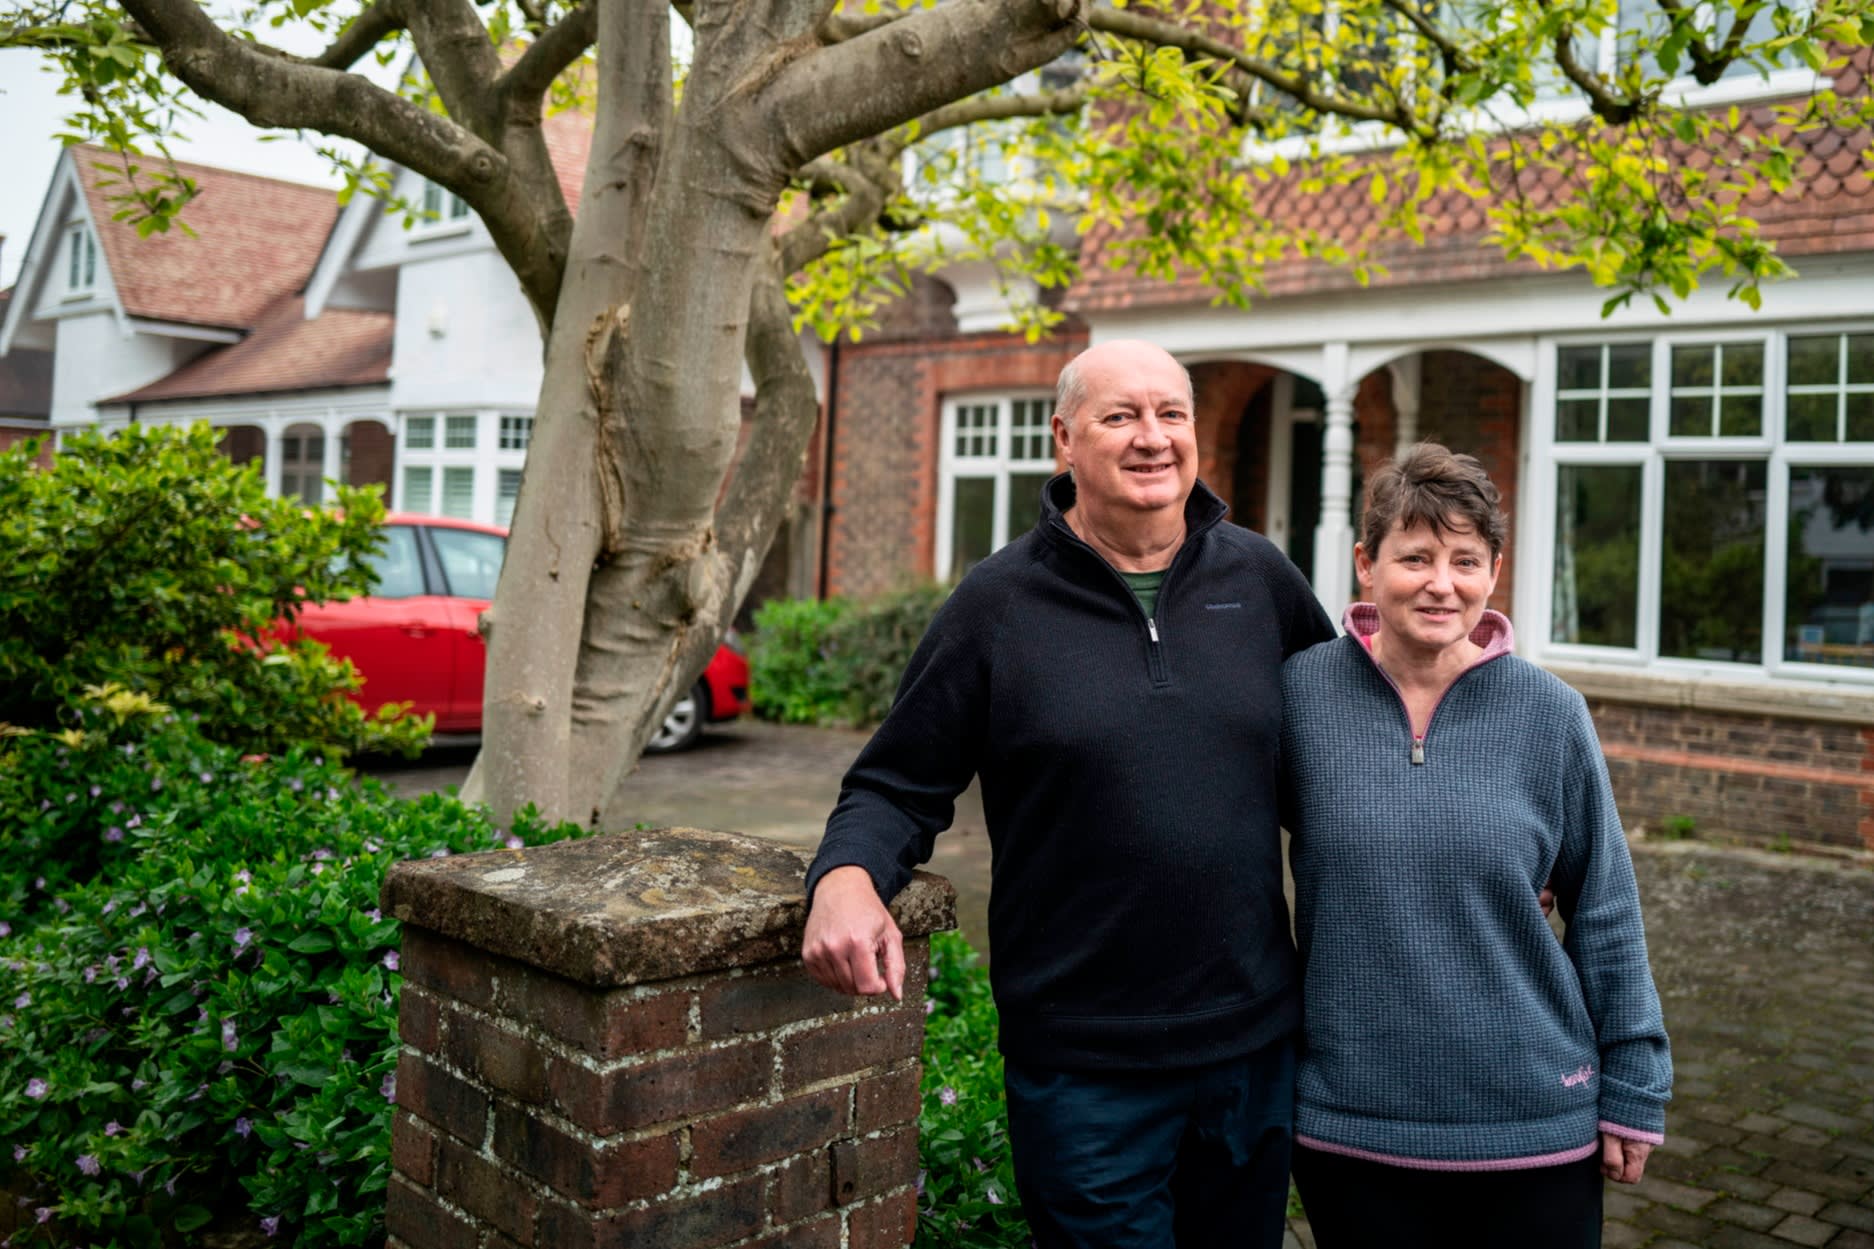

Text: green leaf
xmin=288 ymin=932 xmax=335 ymax=954
xmin=173 ymin=1206 xmax=213 ymax=1233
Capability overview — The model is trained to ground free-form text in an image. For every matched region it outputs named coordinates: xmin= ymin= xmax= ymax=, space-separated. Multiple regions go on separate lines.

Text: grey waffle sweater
xmin=1280 ymin=609 xmax=1671 ymax=1169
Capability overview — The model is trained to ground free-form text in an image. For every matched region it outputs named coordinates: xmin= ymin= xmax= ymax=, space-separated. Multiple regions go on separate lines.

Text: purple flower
xmin=916 ymin=1169 xmax=927 ymax=1196
xmin=110 ymin=800 xmax=123 ymax=813
xmin=33 ymin=877 xmax=45 ymax=890
xmin=127 ymin=814 xmax=140 ymax=828
xmin=200 ymin=772 xmax=214 ymax=784
xmin=131 ymin=1078 xmax=146 ymax=1091
xmin=51 ymin=899 xmax=69 ymax=915
xmin=939 ymin=1086 xmax=958 ymax=1106
xmin=428 ymin=848 xmax=451 ymax=859
xmin=924 ymin=998 xmax=936 ymax=1016
xmin=101 ymin=900 xmax=116 ymax=915
xmin=132 ymin=946 xmax=151 ymax=971
xmin=114 ymin=977 xmax=129 ymax=991
xmin=381 ymin=951 xmax=400 ymax=971
xmin=987 ymin=1189 xmax=1003 ymax=1205
xmin=259 ymin=1217 xmax=280 ymax=1237
xmin=34 ymin=1209 xmax=50 ymax=1225
xmin=379 ymin=1072 xmax=397 ymax=1101
xmin=309 ymin=863 xmax=324 ymax=876
xmin=222 ymin=1020 xmax=239 ymax=1051
xmin=150 ymin=778 xmax=162 ymax=792
xmin=503 ymin=835 xmax=524 ymax=850
xmin=12 ymin=993 xmax=26 ymax=1010
xmin=325 ymin=788 xmax=340 ymax=802
xmin=311 ymin=848 xmax=333 ymax=861
xmin=165 ymin=1177 xmax=176 ymax=1197
xmin=39 ymin=799 xmax=51 ymax=811
xmin=364 ymin=908 xmax=382 ymax=922
xmin=233 ymin=928 xmax=253 ymax=949
xmin=234 ymin=870 xmax=251 ymax=885
xmin=88 ymin=785 xmax=101 ymax=798
xmin=104 ymin=827 xmax=124 ymax=843
xmin=0 ymin=922 xmax=9 ymax=938
xmin=363 ymin=839 xmax=382 ymax=853
xmin=234 ymin=1117 xmax=253 ymax=1139
xmin=288 ymin=778 xmax=304 ymax=793
xmin=75 ymin=1155 xmax=99 ymax=1177
xmin=24 ymin=1079 xmax=45 ymax=1100
xmin=104 ymin=1122 xmax=122 ymax=1137
xmin=83 ymin=966 xmax=97 ymax=983
xmin=12 ymin=1146 xmax=25 ymax=1162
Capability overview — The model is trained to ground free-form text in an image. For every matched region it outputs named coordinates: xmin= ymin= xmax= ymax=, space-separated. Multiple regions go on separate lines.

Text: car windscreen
xmin=430 ymin=526 xmax=506 ymax=600
xmin=360 ymin=524 xmax=427 ymax=598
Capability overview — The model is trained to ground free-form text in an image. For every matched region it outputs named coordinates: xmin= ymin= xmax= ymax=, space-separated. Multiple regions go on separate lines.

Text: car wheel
xmin=645 ymin=679 xmax=709 ymax=754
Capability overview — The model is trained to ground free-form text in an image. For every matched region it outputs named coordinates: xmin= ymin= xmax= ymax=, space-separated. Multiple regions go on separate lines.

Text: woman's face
xmin=1355 ymin=519 xmax=1502 ymax=656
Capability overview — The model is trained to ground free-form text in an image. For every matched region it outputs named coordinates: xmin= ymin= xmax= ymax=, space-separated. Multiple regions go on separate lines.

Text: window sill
xmin=409 ymin=221 xmax=474 ymax=243
xmin=1544 ymin=660 xmax=1874 ymax=726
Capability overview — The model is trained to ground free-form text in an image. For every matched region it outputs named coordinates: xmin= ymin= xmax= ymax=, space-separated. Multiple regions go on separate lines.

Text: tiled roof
xmin=1068 ymin=48 xmax=1873 ymax=313
xmin=0 ymin=289 xmax=53 ymax=418
xmin=543 ymin=107 xmax=593 ymax=215
xmin=107 ymin=296 xmax=391 ymax=404
xmin=71 ymin=144 xmax=339 ymax=331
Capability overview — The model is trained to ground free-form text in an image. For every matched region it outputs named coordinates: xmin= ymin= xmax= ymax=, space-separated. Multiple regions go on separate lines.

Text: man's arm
xmin=802 ymin=865 xmax=907 ymax=998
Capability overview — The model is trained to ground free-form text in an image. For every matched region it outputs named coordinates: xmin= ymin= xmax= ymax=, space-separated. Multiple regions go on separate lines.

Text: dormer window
xmin=419 ymin=179 xmax=472 ymax=230
xmin=65 ymin=223 xmax=97 ymax=296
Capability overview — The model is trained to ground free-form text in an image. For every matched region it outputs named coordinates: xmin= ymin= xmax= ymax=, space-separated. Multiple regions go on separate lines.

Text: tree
xmin=6 ymin=0 xmax=1869 ymax=826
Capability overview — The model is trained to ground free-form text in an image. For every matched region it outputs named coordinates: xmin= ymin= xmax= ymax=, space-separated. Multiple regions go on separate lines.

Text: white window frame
xmin=935 ymin=392 xmax=1058 ymax=582
xmin=413 ymin=178 xmax=474 ymax=238
xmin=64 ymin=223 xmax=98 ymax=298
xmin=1529 ymin=322 xmax=1874 ymax=688
xmin=394 ymin=409 xmax=532 ymax=525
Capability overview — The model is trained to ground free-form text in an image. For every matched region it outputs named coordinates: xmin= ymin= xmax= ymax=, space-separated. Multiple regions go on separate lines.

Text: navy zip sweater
xmin=1281 ymin=609 xmax=1672 ymax=1167
xmin=808 ymin=474 xmax=1336 ymax=1071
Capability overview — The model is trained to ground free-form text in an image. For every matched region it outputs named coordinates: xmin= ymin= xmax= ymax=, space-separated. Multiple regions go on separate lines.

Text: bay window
xmin=937 ymin=395 xmax=1057 ymax=581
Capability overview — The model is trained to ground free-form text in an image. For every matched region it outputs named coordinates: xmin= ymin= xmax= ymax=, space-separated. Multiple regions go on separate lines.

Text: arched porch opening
xmin=340 ymin=418 xmax=395 ymax=502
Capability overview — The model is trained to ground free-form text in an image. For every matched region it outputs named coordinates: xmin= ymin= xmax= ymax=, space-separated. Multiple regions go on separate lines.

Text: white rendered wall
xmin=388 ymin=249 xmax=545 ymax=414
xmin=49 ymin=313 xmax=207 ymax=427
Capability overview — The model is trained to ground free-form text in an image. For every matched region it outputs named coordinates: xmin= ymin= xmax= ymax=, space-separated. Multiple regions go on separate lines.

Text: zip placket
xmin=1354 ymin=640 xmax=1502 ymax=765
xmin=1051 ymin=518 xmax=1192 ymax=687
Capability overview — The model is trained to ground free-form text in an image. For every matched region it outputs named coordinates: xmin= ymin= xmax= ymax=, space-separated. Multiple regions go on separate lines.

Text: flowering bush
xmin=918 ymin=933 xmax=1028 ymax=1248
xmin=0 ymin=423 xmax=426 ymax=758
xmin=0 ymin=708 xmax=576 ymax=1247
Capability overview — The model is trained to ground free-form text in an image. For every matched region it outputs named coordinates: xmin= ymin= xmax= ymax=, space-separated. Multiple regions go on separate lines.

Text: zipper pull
xmin=1148 ymin=618 xmax=1160 ymax=643
xmin=1411 ymin=740 xmax=1426 ymax=765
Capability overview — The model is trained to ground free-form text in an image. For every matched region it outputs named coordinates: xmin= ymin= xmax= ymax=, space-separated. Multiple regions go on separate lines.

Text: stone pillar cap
xmin=381 ymin=827 xmax=957 ymax=987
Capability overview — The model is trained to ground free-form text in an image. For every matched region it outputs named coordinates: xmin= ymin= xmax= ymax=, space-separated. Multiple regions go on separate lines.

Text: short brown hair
xmin=1361 ymin=442 xmax=1507 ymax=560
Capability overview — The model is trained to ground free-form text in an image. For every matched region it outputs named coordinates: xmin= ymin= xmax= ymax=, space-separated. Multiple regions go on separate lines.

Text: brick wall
xmin=344 ymin=419 xmax=396 ymax=496
xmin=1580 ymin=698 xmax=1874 ymax=853
xmin=0 ymin=426 xmax=53 ymax=467
xmin=1189 ymin=362 xmax=1275 ymax=524
xmin=381 ymin=829 xmax=956 ymax=1249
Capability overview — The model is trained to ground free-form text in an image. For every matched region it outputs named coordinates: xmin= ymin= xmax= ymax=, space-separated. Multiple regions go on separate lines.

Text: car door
xmin=292 ymin=523 xmax=456 ymax=718
xmin=424 ymin=524 xmax=507 ymax=732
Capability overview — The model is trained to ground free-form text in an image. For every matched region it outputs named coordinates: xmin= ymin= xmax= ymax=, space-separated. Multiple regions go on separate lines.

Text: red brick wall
xmin=1189 ymin=362 xmax=1275 ymax=525
xmin=1582 ymin=699 xmax=1874 ymax=853
xmin=0 ymin=426 xmax=53 ymax=467
xmin=825 ymin=329 xmax=1086 ymax=598
xmin=344 ymin=419 xmax=395 ymax=495
xmin=389 ymin=926 xmax=927 ymax=1249
xmin=218 ymin=424 xmax=266 ymax=468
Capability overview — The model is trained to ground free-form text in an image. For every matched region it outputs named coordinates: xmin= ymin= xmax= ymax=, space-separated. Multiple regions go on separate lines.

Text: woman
xmin=1281 ymin=443 xmax=1671 ymax=1249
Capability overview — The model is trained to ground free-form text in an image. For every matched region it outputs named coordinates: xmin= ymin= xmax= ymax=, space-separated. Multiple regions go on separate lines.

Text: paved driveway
xmin=367 ymin=722 xmax=1874 ymax=1248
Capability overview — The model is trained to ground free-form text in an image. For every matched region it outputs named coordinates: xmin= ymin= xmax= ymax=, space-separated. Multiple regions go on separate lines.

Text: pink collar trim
xmin=1341 ymin=604 xmax=1516 ymax=662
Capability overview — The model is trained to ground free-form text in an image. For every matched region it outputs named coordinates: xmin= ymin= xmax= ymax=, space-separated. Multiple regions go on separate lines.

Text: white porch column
xmin=1390 ymin=355 xmax=1422 ymax=459
xmin=1312 ymin=342 xmax=1357 ymax=617
xmin=262 ymin=417 xmax=285 ymax=499
xmin=320 ymin=415 xmax=343 ymax=497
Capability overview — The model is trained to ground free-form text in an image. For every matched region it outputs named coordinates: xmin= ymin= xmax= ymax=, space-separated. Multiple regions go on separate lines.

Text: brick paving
xmin=371 ymin=725 xmax=1874 ymax=1248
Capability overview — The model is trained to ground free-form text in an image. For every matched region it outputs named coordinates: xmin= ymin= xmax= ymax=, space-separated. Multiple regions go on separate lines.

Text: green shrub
xmin=0 ymin=424 xmax=426 ymax=758
xmin=918 ymin=932 xmax=1027 ymax=1248
xmin=750 ymin=583 xmax=950 ymax=727
xmin=0 ymin=701 xmax=578 ymax=1247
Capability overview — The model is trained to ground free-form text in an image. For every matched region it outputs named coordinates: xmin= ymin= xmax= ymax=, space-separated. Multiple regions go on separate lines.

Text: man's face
xmin=1053 ymin=344 xmax=1197 ymax=518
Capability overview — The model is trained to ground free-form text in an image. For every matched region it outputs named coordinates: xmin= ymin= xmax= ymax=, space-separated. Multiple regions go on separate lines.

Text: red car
xmin=291 ymin=514 xmax=750 ymax=752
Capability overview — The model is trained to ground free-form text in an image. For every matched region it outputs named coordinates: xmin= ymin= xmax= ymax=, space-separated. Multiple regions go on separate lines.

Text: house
xmin=4 ymin=40 xmax=1869 ymax=852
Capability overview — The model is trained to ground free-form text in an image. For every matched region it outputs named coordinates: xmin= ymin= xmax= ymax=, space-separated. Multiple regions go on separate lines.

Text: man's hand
xmin=801 ymin=865 xmax=905 ymax=1000
xmin=1539 ymin=882 xmax=1557 ymax=918
xmin=1600 ymin=1133 xmax=1652 ymax=1184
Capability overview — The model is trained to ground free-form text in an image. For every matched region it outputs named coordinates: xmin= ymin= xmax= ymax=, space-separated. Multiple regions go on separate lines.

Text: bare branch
xmin=818 ymin=7 xmax=905 ymax=43
xmin=912 ymin=82 xmax=1089 ymax=138
xmin=497 ymin=0 xmax=597 ymax=108
xmin=1692 ymin=0 xmax=1770 ymax=84
xmin=1088 ymin=7 xmax=1430 ymax=135
xmin=1379 ymin=0 xmax=1474 ymax=76
xmin=1549 ymin=20 xmax=1644 ymax=122
xmin=515 ymin=0 xmax=547 ymax=24
xmin=399 ymin=0 xmax=507 ymax=141
xmin=760 ymin=0 xmax=1084 ymax=173
xmin=304 ymin=0 xmax=406 ymax=71
xmin=776 ymin=157 xmax=893 ymax=274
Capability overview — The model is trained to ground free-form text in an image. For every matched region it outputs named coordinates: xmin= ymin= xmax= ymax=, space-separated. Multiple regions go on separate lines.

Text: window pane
xmin=445 ymin=415 xmax=477 ymax=449
xmin=1606 ymin=397 xmax=1649 ymax=442
xmin=1557 ymin=346 xmax=1601 ymax=392
xmin=441 ymin=466 xmax=475 ymax=519
xmin=1787 ymin=392 xmax=1837 ymax=442
xmin=1849 ymin=335 xmax=1874 ymax=385
xmin=1719 ymin=393 xmax=1762 ymax=438
xmin=496 ymin=469 xmax=522 ymax=528
xmin=499 ymin=416 xmax=532 ymax=451
xmin=1787 ymin=336 xmax=1838 ymax=387
xmin=1557 ymin=399 xmax=1600 ymax=442
xmin=1660 ymin=460 xmax=1766 ymax=664
xmin=423 ymin=181 xmax=443 ymax=218
xmin=1721 ymin=343 xmax=1764 ymax=388
xmin=950 ymin=477 xmax=995 ymax=580
xmin=1671 ymin=345 xmax=1714 ymax=388
xmin=1669 ymin=396 xmax=1710 ymax=438
xmin=1009 ymin=399 xmax=1053 ymax=462
xmin=1607 ymin=344 xmax=1650 ymax=390
xmin=1785 ymin=466 xmax=1874 ymax=669
xmin=402 ymin=466 xmax=433 ymax=515
xmin=447 ymin=193 xmax=471 ymax=221
xmin=1005 ymin=472 xmax=1052 ymax=543
xmin=1848 ymin=393 xmax=1874 ymax=443
xmin=431 ymin=527 xmax=506 ymax=600
xmin=84 ymin=234 xmax=95 ymax=287
xmin=406 ymin=416 xmax=435 ymax=450
xmin=954 ymin=404 xmax=996 ymax=458
xmin=366 ymin=525 xmax=426 ymax=599
xmin=68 ymin=230 xmax=81 ymax=289
xmin=1552 ymin=465 xmax=1641 ymax=648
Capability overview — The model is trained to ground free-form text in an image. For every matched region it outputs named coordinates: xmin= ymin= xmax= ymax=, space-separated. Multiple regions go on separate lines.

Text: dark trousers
xmin=1003 ymin=1036 xmax=1296 ymax=1249
xmin=1292 ymin=1144 xmax=1605 ymax=1249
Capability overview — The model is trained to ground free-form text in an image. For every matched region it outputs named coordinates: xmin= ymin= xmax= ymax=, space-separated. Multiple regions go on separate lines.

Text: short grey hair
xmin=1053 ymin=352 xmax=1195 ymax=425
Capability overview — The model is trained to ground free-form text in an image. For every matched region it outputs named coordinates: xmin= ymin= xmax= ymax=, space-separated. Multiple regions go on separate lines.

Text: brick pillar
xmin=380 ymin=827 xmax=955 ymax=1249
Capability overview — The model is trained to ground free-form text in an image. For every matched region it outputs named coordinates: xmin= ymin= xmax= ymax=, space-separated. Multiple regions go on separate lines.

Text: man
xmin=802 ymin=339 xmax=1336 ymax=1248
